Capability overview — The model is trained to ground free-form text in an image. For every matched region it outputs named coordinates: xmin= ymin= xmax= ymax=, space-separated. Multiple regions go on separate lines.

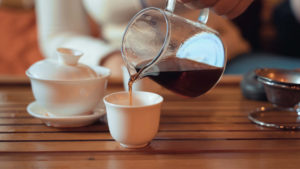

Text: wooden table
xmin=1 ymin=75 xmax=300 ymax=169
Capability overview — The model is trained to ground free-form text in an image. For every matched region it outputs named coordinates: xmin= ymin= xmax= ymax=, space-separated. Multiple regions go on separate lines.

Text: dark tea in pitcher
xmin=135 ymin=57 xmax=224 ymax=97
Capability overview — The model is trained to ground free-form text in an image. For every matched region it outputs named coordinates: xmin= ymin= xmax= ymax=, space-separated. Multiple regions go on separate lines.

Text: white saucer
xmin=27 ymin=101 xmax=106 ymax=128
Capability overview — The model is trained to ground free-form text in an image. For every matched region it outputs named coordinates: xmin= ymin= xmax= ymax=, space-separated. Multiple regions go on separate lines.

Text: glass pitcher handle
xmin=166 ymin=0 xmax=176 ymax=12
xmin=166 ymin=0 xmax=209 ymax=24
xmin=198 ymin=8 xmax=209 ymax=24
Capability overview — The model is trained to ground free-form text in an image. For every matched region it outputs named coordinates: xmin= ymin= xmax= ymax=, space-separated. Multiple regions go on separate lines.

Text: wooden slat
xmin=0 ymin=116 xmax=254 ymax=124
xmin=0 ymin=124 xmax=109 ymax=132
xmin=0 ymin=118 xmax=43 ymax=124
xmin=0 ymin=98 xmax=266 ymax=108
xmin=0 ymin=123 xmax=270 ymax=133
xmin=0 ymin=109 xmax=264 ymax=118
xmin=2 ymin=140 xmax=300 ymax=152
xmin=162 ymin=101 xmax=269 ymax=109
xmin=1 ymin=152 xmax=300 ymax=169
xmin=0 ymin=110 xmax=249 ymax=118
xmin=0 ymin=151 xmax=297 ymax=161
xmin=6 ymin=115 xmax=292 ymax=125
xmin=0 ymin=131 xmax=299 ymax=141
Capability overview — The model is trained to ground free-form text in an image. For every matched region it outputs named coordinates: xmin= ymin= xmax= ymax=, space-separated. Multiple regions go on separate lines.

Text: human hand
xmin=178 ymin=0 xmax=254 ymax=18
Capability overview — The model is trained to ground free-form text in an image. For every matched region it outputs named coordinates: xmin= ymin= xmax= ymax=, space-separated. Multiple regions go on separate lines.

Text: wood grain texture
xmin=1 ymin=152 xmax=300 ymax=169
xmin=1 ymin=75 xmax=300 ymax=169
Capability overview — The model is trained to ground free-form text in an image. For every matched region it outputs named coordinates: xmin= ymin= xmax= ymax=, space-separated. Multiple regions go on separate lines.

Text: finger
xmin=212 ymin=0 xmax=240 ymax=16
xmin=182 ymin=0 xmax=218 ymax=9
xmin=226 ymin=0 xmax=253 ymax=19
xmin=177 ymin=0 xmax=193 ymax=3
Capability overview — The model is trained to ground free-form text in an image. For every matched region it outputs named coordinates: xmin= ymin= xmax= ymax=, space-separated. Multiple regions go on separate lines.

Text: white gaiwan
xmin=26 ymin=48 xmax=111 ymax=116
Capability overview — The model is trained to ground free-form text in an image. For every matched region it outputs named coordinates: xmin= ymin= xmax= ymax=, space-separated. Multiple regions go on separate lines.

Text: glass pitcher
xmin=121 ymin=0 xmax=226 ymax=97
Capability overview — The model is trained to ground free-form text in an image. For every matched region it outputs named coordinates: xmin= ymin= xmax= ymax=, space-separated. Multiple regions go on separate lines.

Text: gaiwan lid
xmin=27 ymin=48 xmax=97 ymax=81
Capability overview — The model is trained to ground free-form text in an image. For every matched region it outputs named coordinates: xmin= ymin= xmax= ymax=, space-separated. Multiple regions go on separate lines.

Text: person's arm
xmin=83 ymin=0 xmax=165 ymax=25
xmin=35 ymin=0 xmax=117 ymax=66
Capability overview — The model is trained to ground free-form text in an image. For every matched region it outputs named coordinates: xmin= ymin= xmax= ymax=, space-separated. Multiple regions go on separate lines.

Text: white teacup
xmin=103 ymin=91 xmax=163 ymax=148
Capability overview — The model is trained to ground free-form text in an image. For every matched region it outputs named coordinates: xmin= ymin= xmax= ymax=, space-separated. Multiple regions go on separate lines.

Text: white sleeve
xmin=35 ymin=0 xmax=117 ymax=66
xmin=83 ymin=0 xmax=166 ymax=25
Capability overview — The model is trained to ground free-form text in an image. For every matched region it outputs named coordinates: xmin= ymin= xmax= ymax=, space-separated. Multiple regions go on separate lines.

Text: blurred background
xmin=0 ymin=0 xmax=296 ymax=76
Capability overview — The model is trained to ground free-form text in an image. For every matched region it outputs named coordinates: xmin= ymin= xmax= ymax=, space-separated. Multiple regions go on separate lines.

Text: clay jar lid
xmin=27 ymin=48 xmax=97 ymax=81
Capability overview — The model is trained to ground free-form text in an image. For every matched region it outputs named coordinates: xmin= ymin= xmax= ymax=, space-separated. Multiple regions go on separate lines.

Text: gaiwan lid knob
xmin=27 ymin=48 xmax=97 ymax=80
